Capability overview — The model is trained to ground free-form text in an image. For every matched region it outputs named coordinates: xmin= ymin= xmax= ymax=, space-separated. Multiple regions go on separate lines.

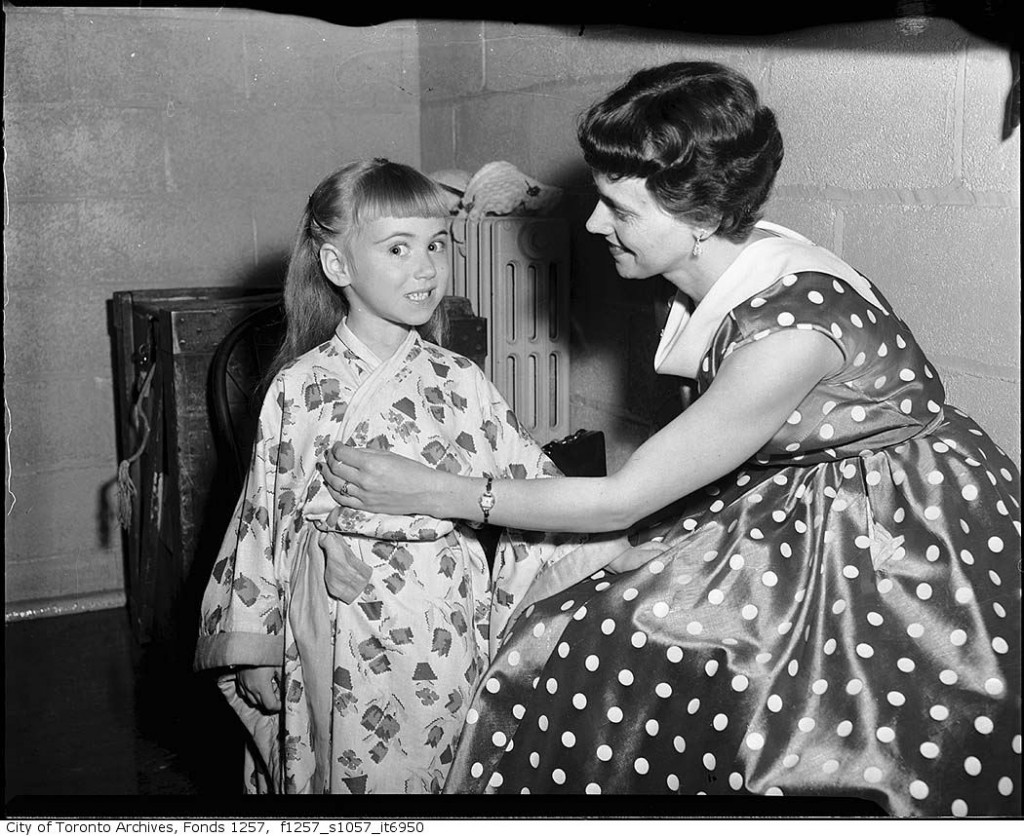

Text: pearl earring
xmin=692 ymin=231 xmax=708 ymax=257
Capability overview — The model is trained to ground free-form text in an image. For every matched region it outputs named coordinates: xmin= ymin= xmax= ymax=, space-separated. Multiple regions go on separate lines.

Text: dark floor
xmin=4 ymin=606 xmax=245 ymax=815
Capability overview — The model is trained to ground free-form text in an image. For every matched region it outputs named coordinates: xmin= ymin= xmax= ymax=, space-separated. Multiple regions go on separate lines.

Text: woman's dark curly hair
xmin=577 ymin=61 xmax=783 ymax=242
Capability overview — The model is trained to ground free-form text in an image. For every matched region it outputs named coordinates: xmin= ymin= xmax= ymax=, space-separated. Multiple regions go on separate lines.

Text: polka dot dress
xmin=444 ymin=271 xmax=1021 ymax=816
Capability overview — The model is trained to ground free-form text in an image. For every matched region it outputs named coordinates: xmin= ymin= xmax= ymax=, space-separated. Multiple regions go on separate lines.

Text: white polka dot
xmin=887 ymin=691 xmax=906 ymax=707
xmin=788 ymin=660 xmax=800 ymax=676
xmin=984 ymin=677 xmax=1005 ymax=696
xmin=512 ymin=703 xmax=526 ymax=719
xmin=532 ymin=622 xmax=546 ymax=637
xmin=950 ymin=629 xmax=967 ymax=646
xmin=778 ymin=312 xmax=795 ymax=327
xmin=998 ymin=777 xmax=1014 ymax=796
xmin=607 ymin=706 xmax=622 ymax=723
xmin=466 ymin=708 xmax=480 ymax=725
xmin=780 ymin=542 xmax=792 ymax=558
xmin=655 ymin=682 xmax=673 ymax=699
xmin=648 ymin=559 xmax=666 ymax=575
xmin=951 ymin=800 xmax=968 ymax=818
xmin=713 ymin=713 xmax=728 ymax=731
xmin=876 ymin=726 xmax=896 ymax=743
xmin=471 ymin=762 xmax=484 ymax=778
xmin=596 ymin=744 xmax=612 ymax=761
xmin=823 ymin=638 xmax=837 ymax=655
xmin=622 ymin=587 xmax=639 ymax=601
xmin=618 ymin=669 xmax=634 ymax=686
xmin=746 ymin=733 xmax=765 ymax=751
xmin=846 ymin=679 xmax=864 ymax=695
xmin=585 ymin=782 xmax=601 ymax=795
xmin=988 ymin=536 xmax=1004 ymax=553
xmin=916 ymin=583 xmax=933 ymax=601
xmin=702 ymin=753 xmax=716 ymax=771
xmin=930 ymin=704 xmax=949 ymax=721
xmin=560 ymin=731 xmax=576 ymax=748
xmin=1013 ymin=735 xmax=1022 ymax=754
xmin=529 ymin=752 xmax=540 ymax=769
xmin=811 ymin=678 xmax=829 ymax=695
xmin=537 ymin=715 xmax=548 ymax=731
xmin=924 ymin=506 xmax=940 ymax=520
xmin=975 ymin=716 xmax=994 ymax=735
xmin=873 ymin=376 xmax=887 ymax=389
xmin=940 ymin=669 xmax=958 ymax=685
xmin=600 ymin=618 xmax=616 ymax=635
xmin=729 ymin=772 xmax=743 ymax=790
xmin=782 ymin=753 xmax=800 ymax=768
xmin=485 ymin=678 xmax=501 ymax=694
xmin=896 ymin=656 xmax=914 ymax=672
xmin=741 ymin=604 xmax=758 ymax=620
xmin=823 ymin=759 xmax=840 ymax=774
xmin=920 ymin=742 xmax=940 ymax=759
xmin=964 ymin=756 xmax=982 ymax=776
xmin=909 ymin=780 xmax=929 ymax=800
xmin=546 ymin=678 xmax=558 ymax=694
xmin=488 ymin=771 xmax=503 ymax=788
xmin=820 ymin=423 xmax=835 ymax=440
xmin=595 ymin=581 xmax=611 ymax=591
xmin=750 ymin=297 xmax=766 ymax=308
xmin=852 ymin=351 xmax=866 ymax=367
xmin=732 ymin=675 xmax=750 ymax=692
xmin=767 ymin=694 xmax=783 ymax=713
xmin=667 ymin=646 xmax=684 ymax=663
xmin=572 ymin=606 xmax=587 ymax=621
xmin=836 ymin=720 xmax=853 ymax=737
xmin=673 ymin=735 xmax=686 ymax=753
xmin=954 ymin=587 xmax=973 ymax=604
xmin=666 ymin=774 xmax=680 ymax=791
xmin=492 ymin=731 xmax=508 ymax=748
xmin=856 ymin=643 xmax=874 ymax=658
xmin=687 ymin=698 xmax=701 ymax=714
xmin=843 ymin=565 xmax=860 ymax=579
xmin=707 ymin=589 xmax=724 ymax=605
xmin=704 ymin=659 xmax=719 ymax=677
xmin=584 ymin=654 xmax=600 ymax=672
xmin=864 ymin=766 xmax=883 ymax=783
xmin=960 ymin=550 xmax=974 ymax=565
xmin=686 ymin=621 xmax=703 ymax=635
xmin=572 ymin=693 xmax=587 ymax=710
xmin=557 ymin=642 xmax=570 ymax=659
xmin=653 ymin=602 xmax=670 ymax=618
xmin=552 ymin=769 xmax=566 ymax=785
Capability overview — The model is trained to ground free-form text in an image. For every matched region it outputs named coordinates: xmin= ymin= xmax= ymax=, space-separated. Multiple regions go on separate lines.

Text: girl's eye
xmin=428 ymin=239 xmax=448 ymax=253
xmin=389 ymin=244 xmax=408 ymax=256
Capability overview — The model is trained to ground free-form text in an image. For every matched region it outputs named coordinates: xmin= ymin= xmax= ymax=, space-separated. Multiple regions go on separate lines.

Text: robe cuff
xmin=194 ymin=631 xmax=284 ymax=672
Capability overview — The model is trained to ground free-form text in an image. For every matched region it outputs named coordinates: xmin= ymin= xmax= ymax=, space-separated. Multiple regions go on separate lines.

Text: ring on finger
xmin=340 ymin=481 xmax=351 ymax=496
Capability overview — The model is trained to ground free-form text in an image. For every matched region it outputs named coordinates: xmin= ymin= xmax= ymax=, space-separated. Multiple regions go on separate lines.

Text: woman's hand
xmin=235 ymin=666 xmax=282 ymax=713
xmin=322 ymin=443 xmax=446 ymax=516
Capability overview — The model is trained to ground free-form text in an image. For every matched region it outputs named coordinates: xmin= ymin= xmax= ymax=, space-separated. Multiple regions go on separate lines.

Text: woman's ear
xmin=320 ymin=243 xmax=350 ymax=288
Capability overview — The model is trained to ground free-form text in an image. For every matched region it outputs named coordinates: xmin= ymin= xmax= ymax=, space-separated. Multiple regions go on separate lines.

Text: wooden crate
xmin=111 ymin=288 xmax=487 ymax=645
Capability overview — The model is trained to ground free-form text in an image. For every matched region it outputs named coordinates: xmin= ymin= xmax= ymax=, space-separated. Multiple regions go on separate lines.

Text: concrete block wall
xmin=418 ymin=19 xmax=1020 ymax=471
xmin=4 ymin=7 xmax=422 ymax=618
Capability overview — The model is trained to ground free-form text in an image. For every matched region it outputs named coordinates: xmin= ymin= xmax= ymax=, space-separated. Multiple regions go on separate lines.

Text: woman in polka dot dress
xmin=322 ymin=62 xmax=1020 ymax=815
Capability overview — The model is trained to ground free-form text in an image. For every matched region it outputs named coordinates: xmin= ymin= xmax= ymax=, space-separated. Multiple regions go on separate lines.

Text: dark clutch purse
xmin=542 ymin=429 xmax=607 ymax=477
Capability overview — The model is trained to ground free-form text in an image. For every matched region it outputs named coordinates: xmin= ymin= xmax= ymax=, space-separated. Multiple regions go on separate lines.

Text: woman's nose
xmin=586 ymin=202 xmax=610 ymax=235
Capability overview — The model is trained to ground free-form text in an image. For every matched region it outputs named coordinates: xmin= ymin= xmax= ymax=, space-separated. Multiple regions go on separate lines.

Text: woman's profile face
xmin=585 ymin=174 xmax=698 ymax=284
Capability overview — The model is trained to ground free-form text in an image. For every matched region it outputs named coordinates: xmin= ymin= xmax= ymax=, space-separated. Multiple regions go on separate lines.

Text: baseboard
xmin=5 ymin=590 xmax=127 ymax=622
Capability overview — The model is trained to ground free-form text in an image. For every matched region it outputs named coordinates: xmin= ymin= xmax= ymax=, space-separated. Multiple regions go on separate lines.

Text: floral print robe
xmin=196 ymin=323 xmax=619 ymax=794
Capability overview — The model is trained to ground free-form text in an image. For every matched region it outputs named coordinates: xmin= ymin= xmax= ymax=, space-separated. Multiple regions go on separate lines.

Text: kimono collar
xmin=336 ymin=319 xmax=418 ymax=371
xmin=652 ymin=221 xmax=886 ymax=379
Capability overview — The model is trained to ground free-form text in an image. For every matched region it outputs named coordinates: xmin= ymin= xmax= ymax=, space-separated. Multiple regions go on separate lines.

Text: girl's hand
xmin=322 ymin=443 xmax=444 ymax=516
xmin=235 ymin=666 xmax=282 ymax=713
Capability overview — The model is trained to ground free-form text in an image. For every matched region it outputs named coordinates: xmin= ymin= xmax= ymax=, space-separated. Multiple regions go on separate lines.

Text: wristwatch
xmin=479 ymin=476 xmax=495 ymax=524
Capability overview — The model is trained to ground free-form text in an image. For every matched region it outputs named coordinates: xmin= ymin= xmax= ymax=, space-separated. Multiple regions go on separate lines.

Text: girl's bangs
xmin=351 ymin=175 xmax=449 ymax=227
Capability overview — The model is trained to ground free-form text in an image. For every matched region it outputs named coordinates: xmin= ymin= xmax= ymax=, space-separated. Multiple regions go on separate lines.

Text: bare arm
xmin=325 ymin=329 xmax=842 ymax=532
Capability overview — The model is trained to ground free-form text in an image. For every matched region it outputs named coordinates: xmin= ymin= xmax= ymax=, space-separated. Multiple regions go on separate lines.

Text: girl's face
xmin=322 ymin=214 xmax=450 ymax=337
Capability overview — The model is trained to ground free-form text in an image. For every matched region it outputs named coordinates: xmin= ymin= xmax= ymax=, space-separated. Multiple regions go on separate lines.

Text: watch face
xmin=480 ymin=494 xmax=496 ymax=511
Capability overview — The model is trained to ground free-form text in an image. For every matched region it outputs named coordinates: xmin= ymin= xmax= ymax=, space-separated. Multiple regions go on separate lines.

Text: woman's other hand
xmin=322 ymin=443 xmax=444 ymax=516
xmin=235 ymin=666 xmax=282 ymax=713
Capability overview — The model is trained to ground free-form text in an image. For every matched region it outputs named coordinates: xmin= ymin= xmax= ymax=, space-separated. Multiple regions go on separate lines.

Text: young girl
xmin=195 ymin=159 xmax=623 ymax=794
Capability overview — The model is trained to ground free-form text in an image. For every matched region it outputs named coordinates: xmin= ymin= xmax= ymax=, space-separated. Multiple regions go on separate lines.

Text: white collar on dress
xmin=652 ymin=221 xmax=887 ymax=379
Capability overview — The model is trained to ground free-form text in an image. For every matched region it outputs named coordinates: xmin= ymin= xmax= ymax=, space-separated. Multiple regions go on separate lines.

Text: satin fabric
xmin=444 ymin=237 xmax=1021 ymax=816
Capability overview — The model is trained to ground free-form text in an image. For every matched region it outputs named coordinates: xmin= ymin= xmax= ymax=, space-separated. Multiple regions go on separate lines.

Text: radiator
xmin=449 ymin=217 xmax=571 ymax=446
